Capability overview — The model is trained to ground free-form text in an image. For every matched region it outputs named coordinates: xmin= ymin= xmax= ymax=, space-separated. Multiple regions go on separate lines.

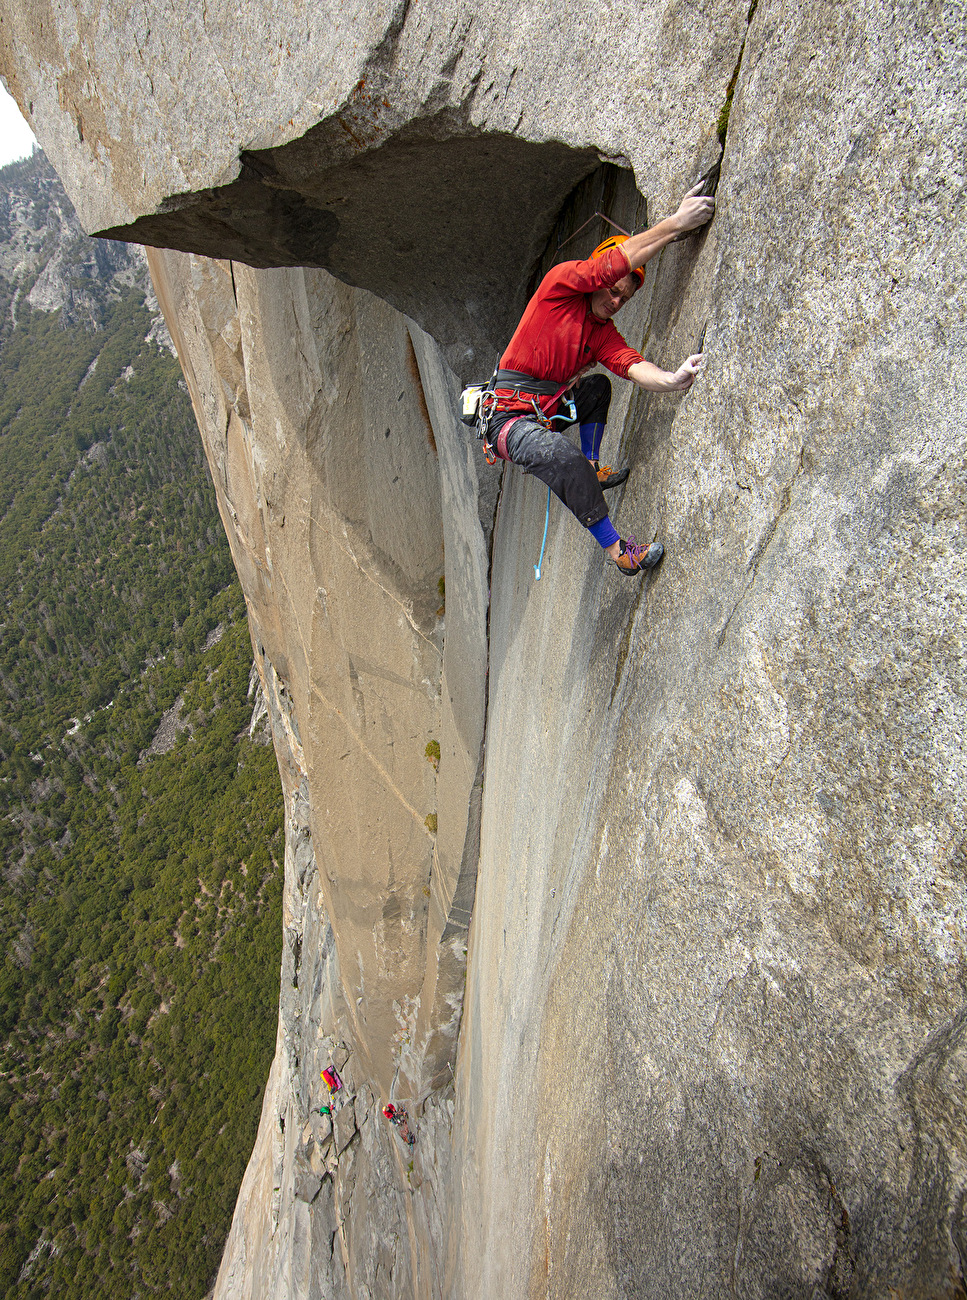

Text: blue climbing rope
xmin=534 ymin=485 xmax=551 ymax=581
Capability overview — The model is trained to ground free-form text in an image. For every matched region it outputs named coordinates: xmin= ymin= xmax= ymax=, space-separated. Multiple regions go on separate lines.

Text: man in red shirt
xmin=486 ymin=183 xmax=714 ymax=575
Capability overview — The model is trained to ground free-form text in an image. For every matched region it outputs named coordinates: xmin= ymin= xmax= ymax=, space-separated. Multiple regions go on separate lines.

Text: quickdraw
xmin=459 ymin=367 xmax=500 ymax=461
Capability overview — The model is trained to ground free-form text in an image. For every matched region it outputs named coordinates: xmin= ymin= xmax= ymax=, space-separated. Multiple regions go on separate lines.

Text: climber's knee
xmin=572 ymin=374 xmax=612 ymax=427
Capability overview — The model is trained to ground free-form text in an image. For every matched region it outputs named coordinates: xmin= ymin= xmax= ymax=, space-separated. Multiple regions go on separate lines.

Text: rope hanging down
xmin=534 ymin=485 xmax=551 ymax=581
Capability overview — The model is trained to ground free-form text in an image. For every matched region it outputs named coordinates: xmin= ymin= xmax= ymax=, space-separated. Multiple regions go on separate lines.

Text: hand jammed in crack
xmin=633 ymin=352 xmax=705 ymax=393
xmin=673 ymin=181 xmax=717 ymax=234
xmin=483 ymin=177 xmax=715 ymax=576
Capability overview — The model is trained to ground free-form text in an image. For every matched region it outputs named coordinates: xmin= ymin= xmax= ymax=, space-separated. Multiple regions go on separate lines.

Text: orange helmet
xmin=590 ymin=234 xmax=644 ymax=285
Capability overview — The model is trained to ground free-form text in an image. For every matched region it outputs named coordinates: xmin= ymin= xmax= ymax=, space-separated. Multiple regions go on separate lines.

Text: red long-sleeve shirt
xmin=497 ymin=246 xmax=644 ymax=415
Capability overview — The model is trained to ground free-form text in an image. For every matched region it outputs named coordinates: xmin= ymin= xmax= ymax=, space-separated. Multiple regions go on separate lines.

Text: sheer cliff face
xmin=5 ymin=0 xmax=967 ymax=1296
xmin=145 ymin=250 xmax=488 ymax=1099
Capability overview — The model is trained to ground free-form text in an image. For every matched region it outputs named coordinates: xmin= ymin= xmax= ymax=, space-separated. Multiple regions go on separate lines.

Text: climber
xmin=382 ymin=1103 xmax=416 ymax=1145
xmin=484 ymin=181 xmax=715 ymax=575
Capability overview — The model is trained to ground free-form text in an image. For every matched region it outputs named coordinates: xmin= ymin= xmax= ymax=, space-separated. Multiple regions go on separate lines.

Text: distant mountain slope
xmin=0 ymin=151 xmax=283 ymax=1299
xmin=0 ymin=150 xmax=148 ymax=328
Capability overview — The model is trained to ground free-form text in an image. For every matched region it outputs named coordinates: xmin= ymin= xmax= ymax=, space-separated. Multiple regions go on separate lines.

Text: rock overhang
xmin=97 ymin=119 xmax=603 ymax=371
xmin=0 ymin=0 xmax=747 ymax=368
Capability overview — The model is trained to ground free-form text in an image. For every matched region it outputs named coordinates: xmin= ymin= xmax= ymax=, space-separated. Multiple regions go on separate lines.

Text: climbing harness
xmin=461 ymin=369 xmax=577 ymax=460
xmin=487 ymin=379 xmax=572 ymax=583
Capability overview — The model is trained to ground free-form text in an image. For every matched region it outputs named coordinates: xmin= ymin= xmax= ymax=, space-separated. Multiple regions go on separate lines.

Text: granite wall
xmin=3 ymin=0 xmax=965 ymax=1293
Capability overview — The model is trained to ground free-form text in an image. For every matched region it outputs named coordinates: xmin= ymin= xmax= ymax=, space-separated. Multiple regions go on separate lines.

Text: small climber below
xmin=382 ymin=1103 xmax=416 ymax=1145
xmin=485 ymin=181 xmax=715 ymax=575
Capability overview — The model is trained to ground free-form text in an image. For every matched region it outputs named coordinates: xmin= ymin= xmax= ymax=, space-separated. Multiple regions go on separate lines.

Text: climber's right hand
xmin=666 ymin=353 xmax=704 ymax=390
xmin=673 ymin=183 xmax=715 ymax=233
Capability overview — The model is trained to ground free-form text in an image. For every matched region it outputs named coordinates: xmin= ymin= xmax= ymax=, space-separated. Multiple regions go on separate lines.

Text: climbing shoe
xmin=592 ymin=461 xmax=630 ymax=490
xmin=611 ymin=535 xmax=664 ymax=576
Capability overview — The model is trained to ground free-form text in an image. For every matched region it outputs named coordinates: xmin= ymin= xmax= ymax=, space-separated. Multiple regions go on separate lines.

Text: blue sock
xmin=580 ymin=422 xmax=605 ymax=462
xmin=588 ymin=516 xmax=620 ymax=550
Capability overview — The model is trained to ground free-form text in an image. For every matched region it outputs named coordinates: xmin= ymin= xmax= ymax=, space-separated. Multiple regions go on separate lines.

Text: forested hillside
xmin=0 ymin=152 xmax=283 ymax=1298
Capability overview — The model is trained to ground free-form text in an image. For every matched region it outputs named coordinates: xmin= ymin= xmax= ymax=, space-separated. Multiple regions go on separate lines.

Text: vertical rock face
xmin=147 ymin=248 xmax=488 ymax=1099
xmin=146 ymin=248 xmax=486 ymax=1290
xmin=4 ymin=0 xmax=966 ymax=1294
